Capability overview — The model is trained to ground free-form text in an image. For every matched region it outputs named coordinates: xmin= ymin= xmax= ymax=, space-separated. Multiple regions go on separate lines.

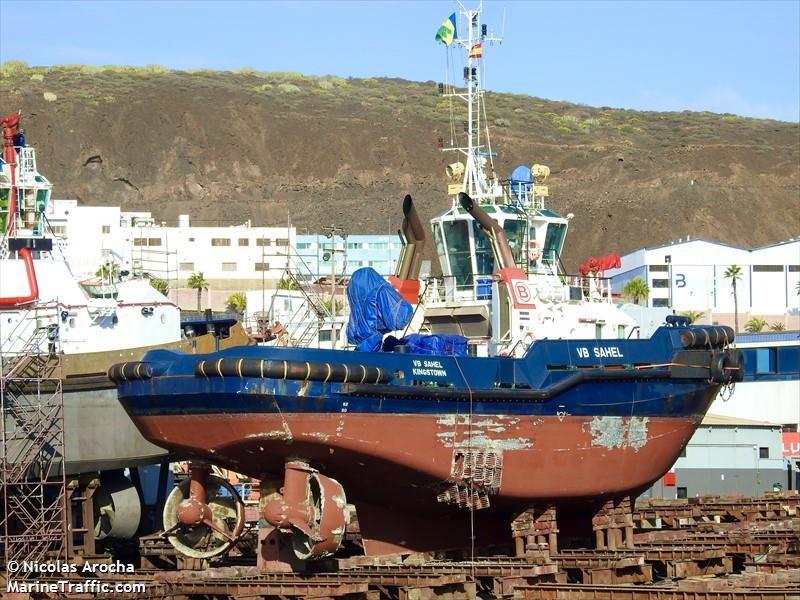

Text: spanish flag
xmin=435 ymin=13 xmax=457 ymax=46
xmin=469 ymin=43 xmax=483 ymax=59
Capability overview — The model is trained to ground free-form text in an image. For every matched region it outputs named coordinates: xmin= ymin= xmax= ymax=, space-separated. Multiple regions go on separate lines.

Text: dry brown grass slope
xmin=1 ymin=63 xmax=798 ymax=269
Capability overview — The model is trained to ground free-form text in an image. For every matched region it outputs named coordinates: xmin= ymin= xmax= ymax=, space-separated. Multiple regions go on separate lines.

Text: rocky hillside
xmin=1 ymin=63 xmax=798 ymax=270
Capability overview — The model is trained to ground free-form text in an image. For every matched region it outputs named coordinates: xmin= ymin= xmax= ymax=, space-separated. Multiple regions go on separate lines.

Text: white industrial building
xmin=49 ymin=200 xmax=294 ymax=286
xmin=605 ymin=237 xmax=800 ymax=329
xmin=46 ymin=199 xmax=402 ymax=310
xmin=45 ymin=200 xmax=326 ymax=309
xmin=648 ymin=415 xmax=793 ymax=498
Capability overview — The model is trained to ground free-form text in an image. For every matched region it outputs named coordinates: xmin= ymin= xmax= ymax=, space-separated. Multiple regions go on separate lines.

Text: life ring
xmin=522 ymin=330 xmax=536 ymax=346
xmin=527 ymin=239 xmax=542 ymax=262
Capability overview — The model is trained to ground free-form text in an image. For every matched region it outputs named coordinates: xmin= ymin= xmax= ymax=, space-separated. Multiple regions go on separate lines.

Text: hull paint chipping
xmin=130 ymin=412 xmax=704 ymax=505
xmin=588 ymin=416 xmax=650 ymax=452
xmin=435 ymin=415 xmax=532 ymax=450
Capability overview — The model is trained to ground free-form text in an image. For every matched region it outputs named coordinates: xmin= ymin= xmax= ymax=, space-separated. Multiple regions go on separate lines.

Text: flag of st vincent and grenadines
xmin=435 ymin=13 xmax=457 ymax=46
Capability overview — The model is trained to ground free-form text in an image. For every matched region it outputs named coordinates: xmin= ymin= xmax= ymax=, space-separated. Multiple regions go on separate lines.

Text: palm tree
xmin=622 ymin=277 xmax=650 ymax=306
xmin=723 ymin=264 xmax=742 ymax=332
xmin=149 ymin=278 xmax=169 ymax=296
xmin=226 ymin=292 xmax=247 ymax=315
xmin=770 ymin=322 xmax=786 ymax=331
xmin=277 ymin=275 xmax=299 ymax=291
xmin=744 ymin=317 xmax=767 ymax=333
xmin=680 ymin=310 xmax=705 ymax=325
xmin=187 ymin=272 xmax=209 ymax=311
xmin=95 ymin=260 xmax=120 ymax=281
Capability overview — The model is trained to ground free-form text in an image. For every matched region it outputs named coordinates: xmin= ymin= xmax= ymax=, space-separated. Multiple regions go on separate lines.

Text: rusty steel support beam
xmin=513 ymin=583 xmax=797 ymax=599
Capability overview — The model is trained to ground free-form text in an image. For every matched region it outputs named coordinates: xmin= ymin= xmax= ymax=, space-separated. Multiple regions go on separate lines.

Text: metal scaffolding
xmin=1 ymin=320 xmax=67 ymax=574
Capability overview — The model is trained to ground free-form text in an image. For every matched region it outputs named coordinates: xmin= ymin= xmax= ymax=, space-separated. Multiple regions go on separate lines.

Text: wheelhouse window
xmin=433 ymin=223 xmax=446 ymax=273
xmin=542 ymin=223 xmax=566 ymax=264
xmin=442 ymin=220 xmax=473 ymax=289
xmin=502 ymin=218 xmax=526 ymax=266
xmin=472 ymin=221 xmax=494 ymax=275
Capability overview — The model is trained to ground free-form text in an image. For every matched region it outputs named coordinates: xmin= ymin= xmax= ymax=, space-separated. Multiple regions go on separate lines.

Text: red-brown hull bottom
xmin=135 ymin=412 xmax=697 ymax=552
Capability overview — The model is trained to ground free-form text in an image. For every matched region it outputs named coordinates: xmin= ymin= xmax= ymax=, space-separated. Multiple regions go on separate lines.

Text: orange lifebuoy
xmin=527 ymin=239 xmax=542 ymax=262
xmin=522 ymin=330 xmax=536 ymax=346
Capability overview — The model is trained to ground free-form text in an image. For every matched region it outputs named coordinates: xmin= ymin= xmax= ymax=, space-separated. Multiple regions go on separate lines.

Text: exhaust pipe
xmin=395 ymin=194 xmax=426 ymax=280
xmin=458 ymin=192 xmax=516 ymax=270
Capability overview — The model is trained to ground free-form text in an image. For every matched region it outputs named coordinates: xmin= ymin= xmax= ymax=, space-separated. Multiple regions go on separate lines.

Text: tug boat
xmin=110 ymin=5 xmax=743 ymax=562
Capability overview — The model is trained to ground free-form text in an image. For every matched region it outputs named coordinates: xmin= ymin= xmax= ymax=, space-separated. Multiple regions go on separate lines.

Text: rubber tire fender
xmin=710 ymin=352 xmax=731 ymax=384
xmin=728 ymin=348 xmax=745 ymax=382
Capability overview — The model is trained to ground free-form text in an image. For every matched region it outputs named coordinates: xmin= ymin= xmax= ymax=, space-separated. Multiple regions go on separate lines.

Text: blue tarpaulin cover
xmin=382 ymin=334 xmax=468 ymax=356
xmin=346 ymin=268 xmax=414 ymax=351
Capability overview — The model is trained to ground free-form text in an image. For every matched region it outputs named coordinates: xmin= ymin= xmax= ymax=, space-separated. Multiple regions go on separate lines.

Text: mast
xmin=442 ymin=2 xmax=502 ymax=203
xmin=465 ymin=6 xmax=476 ymax=197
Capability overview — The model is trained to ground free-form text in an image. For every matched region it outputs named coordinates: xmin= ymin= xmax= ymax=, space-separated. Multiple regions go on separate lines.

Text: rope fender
xmin=194 ymin=358 xmax=392 ymax=385
xmin=108 ymin=361 xmax=154 ymax=383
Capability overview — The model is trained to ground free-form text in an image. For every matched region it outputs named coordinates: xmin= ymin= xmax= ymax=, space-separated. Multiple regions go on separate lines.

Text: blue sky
xmin=1 ymin=0 xmax=798 ymax=122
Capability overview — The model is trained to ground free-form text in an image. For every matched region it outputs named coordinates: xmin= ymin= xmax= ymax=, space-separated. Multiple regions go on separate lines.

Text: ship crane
xmin=0 ymin=112 xmax=22 ymax=239
xmin=0 ymin=113 xmax=43 ymax=306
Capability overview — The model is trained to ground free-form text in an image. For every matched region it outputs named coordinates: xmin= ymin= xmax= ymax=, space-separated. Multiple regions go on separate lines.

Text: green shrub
xmin=0 ymin=60 xmax=29 ymax=76
xmin=272 ymin=71 xmax=305 ymax=80
xmin=277 ymin=82 xmax=301 ymax=93
xmin=329 ymin=76 xmax=348 ymax=88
